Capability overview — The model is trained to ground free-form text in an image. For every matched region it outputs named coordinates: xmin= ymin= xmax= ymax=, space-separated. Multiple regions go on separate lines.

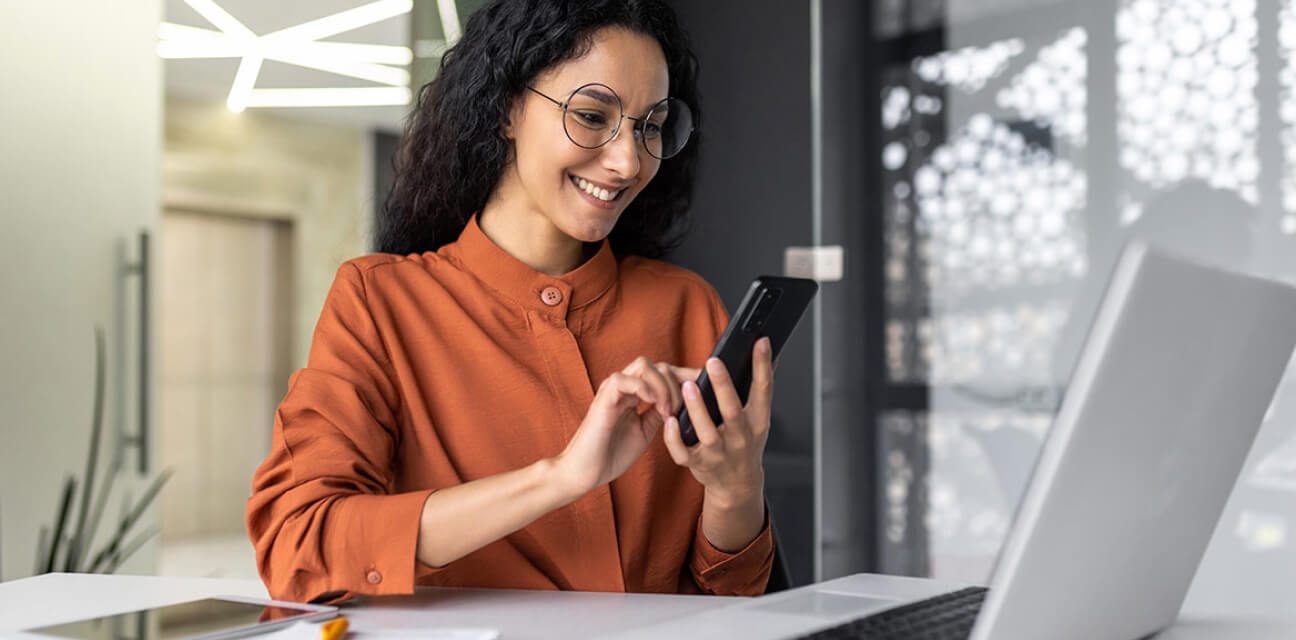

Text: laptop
xmin=605 ymin=243 xmax=1296 ymax=640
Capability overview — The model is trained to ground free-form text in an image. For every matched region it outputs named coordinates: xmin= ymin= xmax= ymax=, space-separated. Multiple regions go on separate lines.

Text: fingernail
xmin=759 ymin=337 xmax=771 ymax=353
xmin=707 ymin=358 xmax=723 ymax=374
xmin=683 ymin=381 xmax=698 ymax=398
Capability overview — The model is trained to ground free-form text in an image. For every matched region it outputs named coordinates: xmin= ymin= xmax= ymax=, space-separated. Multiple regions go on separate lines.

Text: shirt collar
xmin=440 ymin=214 xmax=618 ymax=315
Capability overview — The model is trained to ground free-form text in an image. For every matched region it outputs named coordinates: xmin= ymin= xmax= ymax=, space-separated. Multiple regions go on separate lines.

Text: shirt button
xmin=540 ymin=286 xmax=563 ymax=306
xmin=366 ymin=570 xmax=383 ymax=585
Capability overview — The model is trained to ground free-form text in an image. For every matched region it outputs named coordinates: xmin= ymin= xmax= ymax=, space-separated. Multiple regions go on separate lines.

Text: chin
xmin=559 ymin=211 xmax=622 ymax=244
xmin=569 ymin=220 xmax=618 ymax=244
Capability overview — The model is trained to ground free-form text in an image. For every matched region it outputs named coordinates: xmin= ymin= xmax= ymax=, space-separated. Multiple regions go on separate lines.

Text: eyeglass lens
xmin=561 ymin=83 xmax=693 ymax=159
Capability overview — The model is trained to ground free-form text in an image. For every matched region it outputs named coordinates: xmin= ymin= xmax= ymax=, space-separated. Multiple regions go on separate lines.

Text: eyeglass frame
xmin=524 ymin=83 xmax=693 ymax=160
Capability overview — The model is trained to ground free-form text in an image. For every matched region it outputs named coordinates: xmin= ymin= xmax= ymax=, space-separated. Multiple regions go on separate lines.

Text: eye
xmin=571 ymin=110 xmax=610 ymax=129
xmin=641 ymin=122 xmax=663 ymax=139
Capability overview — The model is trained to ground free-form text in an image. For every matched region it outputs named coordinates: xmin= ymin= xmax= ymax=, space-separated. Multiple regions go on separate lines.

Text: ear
xmin=501 ymin=96 xmax=525 ymax=141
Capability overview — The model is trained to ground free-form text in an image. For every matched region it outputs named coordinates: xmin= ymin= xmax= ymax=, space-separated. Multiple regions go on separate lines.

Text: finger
xmin=681 ymin=379 xmax=721 ymax=447
xmin=619 ymin=354 xmax=658 ymax=409
xmin=601 ymin=372 xmax=658 ymax=414
xmin=624 ymin=354 xmax=673 ymax=414
xmin=748 ymin=337 xmax=775 ymax=433
xmin=670 ymin=365 xmax=702 ymax=383
xmin=640 ymin=410 xmax=665 ymax=441
xmin=661 ymin=416 xmax=693 ymax=466
xmin=654 ymin=362 xmax=685 ymax=414
xmin=635 ymin=360 xmax=675 ymax=418
xmin=705 ymin=357 xmax=747 ymax=439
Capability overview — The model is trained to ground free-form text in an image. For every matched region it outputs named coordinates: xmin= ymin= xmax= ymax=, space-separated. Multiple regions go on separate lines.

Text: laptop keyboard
xmin=797 ymin=586 xmax=989 ymax=640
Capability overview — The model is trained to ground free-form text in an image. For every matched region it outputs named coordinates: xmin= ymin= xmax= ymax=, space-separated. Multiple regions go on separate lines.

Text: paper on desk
xmin=260 ymin=620 xmax=500 ymax=639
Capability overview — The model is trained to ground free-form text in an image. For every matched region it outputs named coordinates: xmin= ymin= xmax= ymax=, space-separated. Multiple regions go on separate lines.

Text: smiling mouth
xmin=570 ymin=175 xmax=626 ymax=203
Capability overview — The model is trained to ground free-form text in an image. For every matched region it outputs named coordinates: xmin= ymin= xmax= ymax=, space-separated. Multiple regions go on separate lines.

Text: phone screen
xmin=29 ymin=598 xmax=327 ymax=639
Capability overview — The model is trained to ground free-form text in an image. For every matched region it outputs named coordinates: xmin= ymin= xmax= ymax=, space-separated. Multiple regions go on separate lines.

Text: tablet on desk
xmin=25 ymin=595 xmax=337 ymax=640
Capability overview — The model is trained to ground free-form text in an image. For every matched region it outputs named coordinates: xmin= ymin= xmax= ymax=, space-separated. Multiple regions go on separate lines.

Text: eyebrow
xmin=580 ymin=88 xmax=620 ymax=106
xmin=572 ymin=86 xmax=669 ymax=116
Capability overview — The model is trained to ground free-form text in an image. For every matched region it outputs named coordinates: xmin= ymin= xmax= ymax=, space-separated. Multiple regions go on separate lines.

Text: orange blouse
xmin=246 ymin=215 xmax=773 ymax=603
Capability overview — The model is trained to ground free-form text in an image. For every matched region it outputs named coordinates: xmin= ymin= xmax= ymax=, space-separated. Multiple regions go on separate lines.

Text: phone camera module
xmin=742 ymin=287 xmax=781 ymax=333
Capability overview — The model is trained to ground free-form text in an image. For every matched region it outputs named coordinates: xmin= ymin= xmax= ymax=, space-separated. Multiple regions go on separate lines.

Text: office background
xmin=2 ymin=0 xmax=1294 ymax=618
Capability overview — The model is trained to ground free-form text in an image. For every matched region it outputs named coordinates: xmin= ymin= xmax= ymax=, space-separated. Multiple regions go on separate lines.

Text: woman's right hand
xmin=551 ymin=357 xmax=699 ymax=499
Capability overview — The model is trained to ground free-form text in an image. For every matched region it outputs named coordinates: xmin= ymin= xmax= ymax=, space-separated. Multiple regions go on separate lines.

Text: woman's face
xmin=501 ymin=27 xmax=670 ymax=244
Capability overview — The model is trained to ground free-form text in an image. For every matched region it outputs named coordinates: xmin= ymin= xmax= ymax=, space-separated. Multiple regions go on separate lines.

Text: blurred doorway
xmin=158 ymin=210 xmax=294 ymax=579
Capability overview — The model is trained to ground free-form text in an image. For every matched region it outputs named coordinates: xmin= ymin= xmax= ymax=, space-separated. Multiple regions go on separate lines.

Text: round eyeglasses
xmin=526 ymin=83 xmax=694 ymax=160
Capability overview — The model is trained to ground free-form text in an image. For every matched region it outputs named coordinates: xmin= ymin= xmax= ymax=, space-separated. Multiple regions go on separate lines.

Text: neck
xmin=478 ymin=199 xmax=595 ymax=277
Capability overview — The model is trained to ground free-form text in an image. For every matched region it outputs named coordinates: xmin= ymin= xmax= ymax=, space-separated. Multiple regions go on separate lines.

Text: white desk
xmin=0 ymin=574 xmax=728 ymax=639
xmin=2 ymin=573 xmax=1293 ymax=639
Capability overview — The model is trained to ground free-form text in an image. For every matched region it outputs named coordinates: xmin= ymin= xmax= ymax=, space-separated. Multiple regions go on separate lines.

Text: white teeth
xmin=574 ymin=176 xmax=620 ymax=202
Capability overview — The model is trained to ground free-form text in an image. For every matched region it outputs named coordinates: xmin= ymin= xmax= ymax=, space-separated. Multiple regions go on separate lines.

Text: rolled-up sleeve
xmin=246 ymin=262 xmax=438 ymax=603
xmin=688 ymin=508 xmax=774 ymax=596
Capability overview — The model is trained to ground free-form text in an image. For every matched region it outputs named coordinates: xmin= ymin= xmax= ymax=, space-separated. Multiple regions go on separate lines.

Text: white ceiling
xmin=162 ymin=0 xmax=412 ymax=132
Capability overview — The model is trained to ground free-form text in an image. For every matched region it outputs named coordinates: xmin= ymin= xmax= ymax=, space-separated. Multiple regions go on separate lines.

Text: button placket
xmin=524 ymin=301 xmax=624 ymax=591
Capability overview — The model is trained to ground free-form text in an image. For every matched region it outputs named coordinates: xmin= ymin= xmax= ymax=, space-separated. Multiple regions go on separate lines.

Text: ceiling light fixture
xmin=243 ymin=87 xmax=414 ymax=108
xmin=437 ymin=0 xmax=463 ymax=44
xmin=159 ymin=0 xmax=422 ymax=111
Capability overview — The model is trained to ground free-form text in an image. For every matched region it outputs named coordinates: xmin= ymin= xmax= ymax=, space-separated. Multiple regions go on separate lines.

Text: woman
xmin=247 ymin=0 xmax=775 ymax=603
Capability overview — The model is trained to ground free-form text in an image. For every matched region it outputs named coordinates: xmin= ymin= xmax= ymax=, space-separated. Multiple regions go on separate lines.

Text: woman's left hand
xmin=663 ymin=336 xmax=773 ymax=508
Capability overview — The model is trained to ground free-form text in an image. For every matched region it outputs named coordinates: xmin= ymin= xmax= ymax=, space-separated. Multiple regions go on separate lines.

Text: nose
xmin=601 ymin=119 xmax=643 ymax=179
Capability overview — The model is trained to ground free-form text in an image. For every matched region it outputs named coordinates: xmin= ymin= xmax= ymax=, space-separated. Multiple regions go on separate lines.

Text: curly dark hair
xmin=378 ymin=0 xmax=701 ymax=259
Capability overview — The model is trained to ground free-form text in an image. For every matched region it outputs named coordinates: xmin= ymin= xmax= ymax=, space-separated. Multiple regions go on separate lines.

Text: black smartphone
xmin=678 ymin=276 xmax=819 ymax=446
